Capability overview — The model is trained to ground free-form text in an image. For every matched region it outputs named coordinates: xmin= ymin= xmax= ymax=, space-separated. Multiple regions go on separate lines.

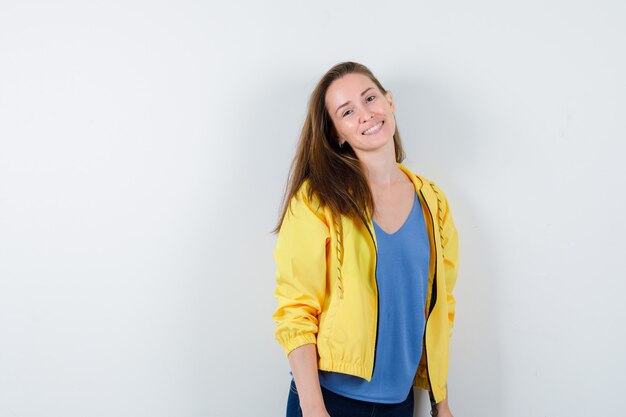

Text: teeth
xmin=363 ymin=121 xmax=383 ymax=135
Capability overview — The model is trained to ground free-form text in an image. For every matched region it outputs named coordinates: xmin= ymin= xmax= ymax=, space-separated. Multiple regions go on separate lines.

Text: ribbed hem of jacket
xmin=318 ymin=358 xmax=371 ymax=381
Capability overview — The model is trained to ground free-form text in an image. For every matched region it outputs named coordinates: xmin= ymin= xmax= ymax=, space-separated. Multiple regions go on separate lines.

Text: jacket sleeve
xmin=433 ymin=183 xmax=460 ymax=338
xmin=272 ymin=184 xmax=330 ymax=357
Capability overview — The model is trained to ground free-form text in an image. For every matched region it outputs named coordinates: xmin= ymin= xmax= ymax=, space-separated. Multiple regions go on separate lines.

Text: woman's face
xmin=325 ymin=72 xmax=396 ymax=156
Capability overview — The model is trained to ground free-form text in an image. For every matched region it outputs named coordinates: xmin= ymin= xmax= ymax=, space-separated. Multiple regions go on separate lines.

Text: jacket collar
xmin=397 ymin=162 xmax=424 ymax=191
xmin=396 ymin=162 xmax=440 ymax=220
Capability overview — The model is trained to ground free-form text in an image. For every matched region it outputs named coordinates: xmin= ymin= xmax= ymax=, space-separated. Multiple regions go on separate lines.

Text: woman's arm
xmin=431 ymin=182 xmax=458 ymax=416
xmin=288 ymin=344 xmax=330 ymax=417
xmin=272 ymin=183 xmax=329 ymax=355
xmin=272 ymin=184 xmax=331 ymax=416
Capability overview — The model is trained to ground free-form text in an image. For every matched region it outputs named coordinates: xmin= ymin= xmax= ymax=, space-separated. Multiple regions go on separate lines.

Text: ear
xmin=385 ymin=90 xmax=395 ymax=113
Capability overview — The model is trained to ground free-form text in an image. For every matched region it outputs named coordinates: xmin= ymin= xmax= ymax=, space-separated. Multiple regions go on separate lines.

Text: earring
xmin=339 ymin=140 xmax=344 ymax=148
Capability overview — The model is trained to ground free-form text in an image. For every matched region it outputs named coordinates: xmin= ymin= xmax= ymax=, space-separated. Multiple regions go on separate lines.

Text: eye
xmin=342 ymin=109 xmax=353 ymax=118
xmin=366 ymin=95 xmax=376 ymax=102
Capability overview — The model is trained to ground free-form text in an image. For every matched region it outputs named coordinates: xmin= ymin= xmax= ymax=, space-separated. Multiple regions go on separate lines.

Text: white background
xmin=1 ymin=1 xmax=625 ymax=416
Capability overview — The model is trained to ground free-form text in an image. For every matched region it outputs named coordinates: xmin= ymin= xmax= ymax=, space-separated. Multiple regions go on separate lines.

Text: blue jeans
xmin=286 ymin=378 xmax=414 ymax=417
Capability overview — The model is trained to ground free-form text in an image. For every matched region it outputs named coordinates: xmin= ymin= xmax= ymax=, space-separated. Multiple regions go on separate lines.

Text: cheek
xmin=335 ymin=120 xmax=352 ymax=137
xmin=346 ymin=119 xmax=360 ymax=132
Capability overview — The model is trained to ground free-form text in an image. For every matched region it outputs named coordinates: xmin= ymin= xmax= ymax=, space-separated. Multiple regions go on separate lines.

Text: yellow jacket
xmin=272 ymin=163 xmax=459 ymax=403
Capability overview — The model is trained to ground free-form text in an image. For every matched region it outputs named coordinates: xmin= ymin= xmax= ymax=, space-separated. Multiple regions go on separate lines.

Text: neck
xmin=355 ymin=140 xmax=403 ymax=189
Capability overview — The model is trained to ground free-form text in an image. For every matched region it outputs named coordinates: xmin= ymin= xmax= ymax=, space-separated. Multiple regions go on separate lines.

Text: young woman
xmin=272 ymin=62 xmax=459 ymax=417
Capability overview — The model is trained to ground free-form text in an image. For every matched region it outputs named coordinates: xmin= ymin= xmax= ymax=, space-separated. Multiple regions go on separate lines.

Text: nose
xmin=359 ymin=108 xmax=374 ymax=123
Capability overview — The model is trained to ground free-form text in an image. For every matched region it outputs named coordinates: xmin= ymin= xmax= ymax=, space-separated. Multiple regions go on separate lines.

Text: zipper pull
xmin=430 ymin=402 xmax=438 ymax=416
xmin=429 ymin=392 xmax=438 ymax=416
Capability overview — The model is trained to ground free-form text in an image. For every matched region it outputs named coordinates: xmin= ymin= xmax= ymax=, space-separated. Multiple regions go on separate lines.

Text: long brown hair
xmin=273 ymin=61 xmax=405 ymax=233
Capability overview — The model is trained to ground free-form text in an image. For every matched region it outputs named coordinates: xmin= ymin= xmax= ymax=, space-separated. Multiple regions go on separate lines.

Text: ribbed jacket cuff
xmin=278 ymin=333 xmax=317 ymax=358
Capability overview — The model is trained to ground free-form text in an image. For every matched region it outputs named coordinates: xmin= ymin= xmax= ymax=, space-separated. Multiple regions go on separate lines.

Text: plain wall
xmin=1 ymin=1 xmax=625 ymax=416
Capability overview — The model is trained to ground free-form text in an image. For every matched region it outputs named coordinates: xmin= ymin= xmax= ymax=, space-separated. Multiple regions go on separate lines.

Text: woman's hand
xmin=436 ymin=387 xmax=454 ymax=417
xmin=434 ymin=387 xmax=454 ymax=417
xmin=435 ymin=402 xmax=454 ymax=417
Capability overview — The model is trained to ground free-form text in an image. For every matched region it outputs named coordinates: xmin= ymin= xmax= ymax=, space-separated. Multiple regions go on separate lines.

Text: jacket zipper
xmin=419 ymin=188 xmax=439 ymax=416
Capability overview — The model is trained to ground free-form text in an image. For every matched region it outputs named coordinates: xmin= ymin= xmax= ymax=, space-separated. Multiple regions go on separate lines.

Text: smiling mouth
xmin=362 ymin=121 xmax=384 ymax=135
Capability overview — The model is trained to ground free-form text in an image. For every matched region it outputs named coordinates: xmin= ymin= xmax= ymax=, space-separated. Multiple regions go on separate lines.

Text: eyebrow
xmin=334 ymin=87 xmax=375 ymax=116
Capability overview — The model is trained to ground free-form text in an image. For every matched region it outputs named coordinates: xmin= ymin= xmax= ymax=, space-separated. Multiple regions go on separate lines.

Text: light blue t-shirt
xmin=318 ymin=191 xmax=430 ymax=403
